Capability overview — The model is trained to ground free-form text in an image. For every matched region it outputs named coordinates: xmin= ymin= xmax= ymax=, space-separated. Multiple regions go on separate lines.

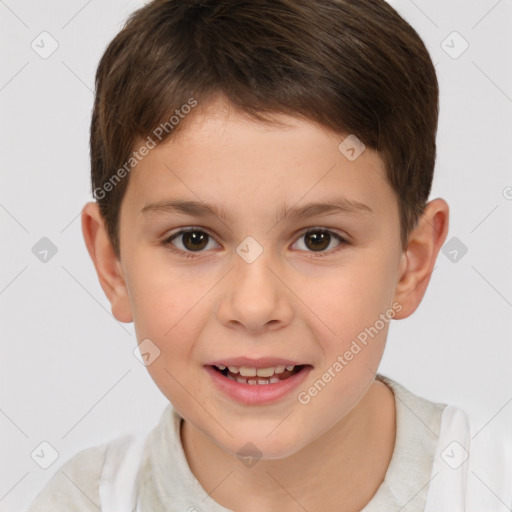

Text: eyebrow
xmin=140 ymin=197 xmax=373 ymax=223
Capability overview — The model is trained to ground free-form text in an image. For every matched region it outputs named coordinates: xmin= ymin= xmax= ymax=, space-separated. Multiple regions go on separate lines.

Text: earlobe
xmin=81 ymin=202 xmax=133 ymax=323
xmin=393 ymin=198 xmax=449 ymax=319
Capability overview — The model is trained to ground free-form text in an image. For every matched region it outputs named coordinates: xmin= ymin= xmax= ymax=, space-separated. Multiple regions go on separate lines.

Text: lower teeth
xmin=227 ymin=374 xmax=281 ymax=385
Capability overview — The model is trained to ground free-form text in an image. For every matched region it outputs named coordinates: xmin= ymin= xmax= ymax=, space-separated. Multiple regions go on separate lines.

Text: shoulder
xmin=467 ymin=420 xmax=512 ymax=509
xmin=442 ymin=404 xmax=512 ymax=466
xmin=25 ymin=408 xmax=173 ymax=512
xmin=467 ymin=410 xmax=512 ymax=469
xmin=25 ymin=440 xmax=109 ymax=512
xmin=426 ymin=405 xmax=512 ymax=511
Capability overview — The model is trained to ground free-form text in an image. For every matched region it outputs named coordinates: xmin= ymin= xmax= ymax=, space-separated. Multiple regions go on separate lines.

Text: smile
xmin=204 ymin=363 xmax=313 ymax=405
xmin=214 ymin=364 xmax=303 ymax=385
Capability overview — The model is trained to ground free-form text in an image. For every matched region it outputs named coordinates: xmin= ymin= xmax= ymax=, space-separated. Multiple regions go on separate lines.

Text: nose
xmin=216 ymin=250 xmax=294 ymax=334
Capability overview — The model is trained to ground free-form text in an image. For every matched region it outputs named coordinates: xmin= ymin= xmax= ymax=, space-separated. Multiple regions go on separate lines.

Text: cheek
xmin=125 ymin=261 xmax=206 ymax=362
xmin=126 ymin=266 xmax=210 ymax=408
xmin=314 ymin=260 xmax=397 ymax=336
xmin=303 ymin=250 xmax=399 ymax=391
xmin=126 ymin=251 xmax=194 ymax=328
xmin=297 ymin=270 xmax=394 ymax=419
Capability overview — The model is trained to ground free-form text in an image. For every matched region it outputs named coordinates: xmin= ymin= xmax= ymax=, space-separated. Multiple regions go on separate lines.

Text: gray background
xmin=1 ymin=1 xmax=511 ymax=510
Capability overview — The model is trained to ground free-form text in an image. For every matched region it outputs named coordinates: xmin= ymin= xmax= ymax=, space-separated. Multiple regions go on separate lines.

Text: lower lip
xmin=204 ymin=365 xmax=313 ymax=406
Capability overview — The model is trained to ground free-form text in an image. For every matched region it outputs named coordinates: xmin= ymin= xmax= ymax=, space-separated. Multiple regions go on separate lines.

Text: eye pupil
xmin=306 ymin=231 xmax=330 ymax=251
xmin=183 ymin=231 xmax=208 ymax=251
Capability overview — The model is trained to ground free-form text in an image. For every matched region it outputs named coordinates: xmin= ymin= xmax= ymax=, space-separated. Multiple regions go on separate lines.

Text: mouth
xmin=210 ymin=364 xmax=306 ymax=385
xmin=204 ymin=361 xmax=313 ymax=405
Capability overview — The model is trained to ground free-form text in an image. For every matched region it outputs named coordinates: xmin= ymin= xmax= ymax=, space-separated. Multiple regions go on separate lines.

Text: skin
xmin=82 ymin=96 xmax=449 ymax=512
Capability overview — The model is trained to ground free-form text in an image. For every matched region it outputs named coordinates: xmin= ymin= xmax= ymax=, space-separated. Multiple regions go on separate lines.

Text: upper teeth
xmin=219 ymin=365 xmax=295 ymax=377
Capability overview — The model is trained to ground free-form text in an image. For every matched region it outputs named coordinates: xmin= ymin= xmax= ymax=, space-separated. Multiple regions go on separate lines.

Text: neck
xmin=181 ymin=379 xmax=396 ymax=512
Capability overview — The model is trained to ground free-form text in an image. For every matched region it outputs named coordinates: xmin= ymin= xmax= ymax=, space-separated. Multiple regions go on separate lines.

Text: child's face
xmin=116 ymin=98 xmax=405 ymax=458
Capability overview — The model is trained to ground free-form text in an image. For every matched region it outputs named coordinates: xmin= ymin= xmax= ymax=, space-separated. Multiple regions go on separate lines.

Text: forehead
xmin=121 ymin=100 xmax=396 ymax=227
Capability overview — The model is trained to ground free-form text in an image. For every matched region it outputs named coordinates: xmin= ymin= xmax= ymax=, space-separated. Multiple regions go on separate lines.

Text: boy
xmin=26 ymin=0 xmax=512 ymax=511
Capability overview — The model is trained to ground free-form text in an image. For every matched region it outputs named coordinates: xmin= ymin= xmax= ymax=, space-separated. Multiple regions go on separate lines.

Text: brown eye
xmin=293 ymin=228 xmax=347 ymax=256
xmin=164 ymin=228 xmax=219 ymax=255
xmin=181 ymin=230 xmax=209 ymax=251
xmin=304 ymin=230 xmax=332 ymax=251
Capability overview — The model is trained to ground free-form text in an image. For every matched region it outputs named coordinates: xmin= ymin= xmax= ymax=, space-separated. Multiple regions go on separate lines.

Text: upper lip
xmin=206 ymin=357 xmax=307 ymax=368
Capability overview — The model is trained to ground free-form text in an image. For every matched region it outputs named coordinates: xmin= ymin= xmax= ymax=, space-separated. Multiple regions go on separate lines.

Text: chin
xmin=215 ymin=427 xmax=308 ymax=462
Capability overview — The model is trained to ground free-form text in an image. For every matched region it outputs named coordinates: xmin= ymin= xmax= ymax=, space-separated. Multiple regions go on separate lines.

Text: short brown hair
xmin=90 ymin=0 xmax=439 ymax=257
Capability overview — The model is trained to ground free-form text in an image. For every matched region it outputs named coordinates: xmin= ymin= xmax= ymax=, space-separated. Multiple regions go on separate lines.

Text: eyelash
xmin=162 ymin=226 xmax=349 ymax=260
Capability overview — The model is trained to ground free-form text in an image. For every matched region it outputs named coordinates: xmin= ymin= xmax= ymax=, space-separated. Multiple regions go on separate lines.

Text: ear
xmin=81 ymin=202 xmax=133 ymax=323
xmin=393 ymin=198 xmax=449 ymax=319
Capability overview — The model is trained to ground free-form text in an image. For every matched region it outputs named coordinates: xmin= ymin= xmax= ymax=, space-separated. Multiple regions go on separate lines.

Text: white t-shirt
xmin=24 ymin=374 xmax=512 ymax=511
